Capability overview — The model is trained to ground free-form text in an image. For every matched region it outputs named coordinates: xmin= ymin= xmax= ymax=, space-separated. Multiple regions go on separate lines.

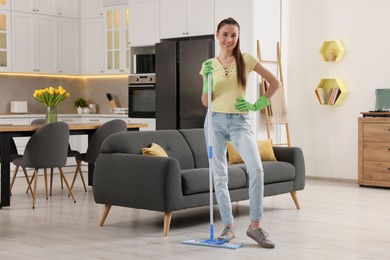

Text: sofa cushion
xmin=100 ymin=130 xmax=195 ymax=170
xmin=179 ymin=129 xmax=209 ymax=168
xmin=235 ymin=161 xmax=295 ymax=185
xmin=181 ymin=166 xmax=247 ymax=195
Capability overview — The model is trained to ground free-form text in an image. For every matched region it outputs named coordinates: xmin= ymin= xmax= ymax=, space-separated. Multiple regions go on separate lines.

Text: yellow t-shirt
xmin=200 ymin=53 xmax=258 ymax=113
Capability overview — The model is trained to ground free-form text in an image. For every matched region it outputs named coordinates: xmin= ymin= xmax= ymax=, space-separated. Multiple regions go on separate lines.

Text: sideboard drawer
xmin=363 ymin=142 xmax=390 ymax=161
xmin=363 ymin=123 xmax=390 ymax=142
xmin=363 ymin=161 xmax=390 ymax=182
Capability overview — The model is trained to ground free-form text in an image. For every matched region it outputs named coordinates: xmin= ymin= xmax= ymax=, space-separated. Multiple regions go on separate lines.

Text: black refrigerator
xmin=155 ymin=37 xmax=214 ymax=130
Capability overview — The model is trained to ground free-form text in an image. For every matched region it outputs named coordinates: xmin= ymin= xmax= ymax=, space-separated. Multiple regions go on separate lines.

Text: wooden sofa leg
xmin=98 ymin=204 xmax=112 ymax=226
xmin=163 ymin=212 xmax=172 ymax=237
xmin=290 ymin=191 xmax=301 ymax=210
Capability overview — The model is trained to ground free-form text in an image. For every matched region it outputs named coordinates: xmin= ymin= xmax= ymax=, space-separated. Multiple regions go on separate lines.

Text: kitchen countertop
xmin=0 ymin=113 xmax=131 ymax=118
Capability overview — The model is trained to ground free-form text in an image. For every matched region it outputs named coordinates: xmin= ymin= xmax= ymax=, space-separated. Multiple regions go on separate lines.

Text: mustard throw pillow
xmin=227 ymin=141 xmax=244 ymax=164
xmin=257 ymin=139 xmax=277 ymax=161
xmin=227 ymin=139 xmax=277 ymax=164
xmin=142 ymin=143 xmax=168 ymax=157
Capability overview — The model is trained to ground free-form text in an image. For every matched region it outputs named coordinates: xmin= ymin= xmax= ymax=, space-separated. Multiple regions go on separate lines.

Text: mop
xmin=181 ymin=72 xmax=243 ymax=250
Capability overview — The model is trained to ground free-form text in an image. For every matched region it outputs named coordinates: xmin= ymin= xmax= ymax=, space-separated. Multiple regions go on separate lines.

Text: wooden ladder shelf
xmin=257 ymin=39 xmax=291 ymax=147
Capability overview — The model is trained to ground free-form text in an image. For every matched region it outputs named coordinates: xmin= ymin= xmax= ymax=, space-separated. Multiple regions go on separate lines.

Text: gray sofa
xmin=93 ymin=128 xmax=305 ymax=236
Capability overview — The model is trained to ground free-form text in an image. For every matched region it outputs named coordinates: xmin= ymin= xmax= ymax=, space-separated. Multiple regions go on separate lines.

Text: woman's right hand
xmin=203 ymin=60 xmax=214 ymax=94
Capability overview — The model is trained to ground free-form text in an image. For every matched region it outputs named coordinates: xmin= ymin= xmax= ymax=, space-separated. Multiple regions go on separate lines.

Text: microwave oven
xmin=133 ymin=54 xmax=155 ymax=74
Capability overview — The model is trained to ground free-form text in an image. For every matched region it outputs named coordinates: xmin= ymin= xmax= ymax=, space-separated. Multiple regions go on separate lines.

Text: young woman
xmin=200 ymin=17 xmax=281 ymax=249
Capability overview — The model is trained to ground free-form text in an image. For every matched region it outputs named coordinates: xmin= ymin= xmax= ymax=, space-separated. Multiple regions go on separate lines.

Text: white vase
xmin=77 ymin=107 xmax=82 ymax=114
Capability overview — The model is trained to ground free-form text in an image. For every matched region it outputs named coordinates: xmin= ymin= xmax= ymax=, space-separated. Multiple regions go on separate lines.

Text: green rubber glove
xmin=202 ymin=60 xmax=214 ymax=94
xmin=235 ymin=96 xmax=270 ymax=111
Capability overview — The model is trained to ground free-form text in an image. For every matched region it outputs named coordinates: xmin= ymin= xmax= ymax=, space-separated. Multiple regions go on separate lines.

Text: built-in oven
xmin=128 ymin=74 xmax=156 ymax=118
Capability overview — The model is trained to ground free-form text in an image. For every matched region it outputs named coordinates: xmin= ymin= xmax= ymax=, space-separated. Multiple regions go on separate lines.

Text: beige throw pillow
xmin=227 ymin=139 xmax=277 ymax=164
xmin=142 ymin=143 xmax=168 ymax=157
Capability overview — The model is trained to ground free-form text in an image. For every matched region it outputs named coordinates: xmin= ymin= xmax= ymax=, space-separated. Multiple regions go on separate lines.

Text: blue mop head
xmin=182 ymin=224 xmax=243 ymax=249
xmin=181 ymin=239 xmax=243 ymax=249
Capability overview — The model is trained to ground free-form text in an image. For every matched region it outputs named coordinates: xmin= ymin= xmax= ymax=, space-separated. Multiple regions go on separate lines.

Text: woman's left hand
xmin=235 ymin=96 xmax=270 ymax=111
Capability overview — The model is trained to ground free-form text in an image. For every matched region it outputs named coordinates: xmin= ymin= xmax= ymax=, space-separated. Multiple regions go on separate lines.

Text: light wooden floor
xmin=1 ymin=175 xmax=390 ymax=260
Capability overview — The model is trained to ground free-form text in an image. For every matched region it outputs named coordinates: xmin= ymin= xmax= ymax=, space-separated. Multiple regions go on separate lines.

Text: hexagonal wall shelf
xmin=320 ymin=40 xmax=345 ymax=62
xmin=315 ymin=78 xmax=347 ymax=105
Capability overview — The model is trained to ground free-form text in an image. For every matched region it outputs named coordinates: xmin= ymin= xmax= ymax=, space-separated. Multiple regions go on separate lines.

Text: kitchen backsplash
xmin=0 ymin=75 xmax=128 ymax=114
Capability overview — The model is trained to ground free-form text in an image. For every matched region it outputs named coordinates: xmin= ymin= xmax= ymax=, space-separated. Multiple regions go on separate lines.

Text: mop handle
xmin=207 ymin=73 xmax=214 ymax=240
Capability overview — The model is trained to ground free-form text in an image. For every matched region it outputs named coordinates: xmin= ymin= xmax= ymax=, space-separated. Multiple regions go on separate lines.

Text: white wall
xmin=285 ymin=0 xmax=390 ymax=180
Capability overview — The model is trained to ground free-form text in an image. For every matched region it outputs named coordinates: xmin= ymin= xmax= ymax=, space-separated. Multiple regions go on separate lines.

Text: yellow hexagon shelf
xmin=320 ymin=40 xmax=345 ymax=62
xmin=315 ymin=78 xmax=347 ymax=105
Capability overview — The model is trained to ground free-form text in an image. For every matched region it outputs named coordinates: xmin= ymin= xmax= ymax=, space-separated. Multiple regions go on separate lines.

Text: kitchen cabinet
xmin=129 ymin=0 xmax=159 ymax=47
xmin=58 ymin=17 xmax=79 ymax=74
xmin=104 ymin=4 xmax=130 ymax=74
xmin=11 ymin=12 xmax=57 ymax=74
xmin=11 ymin=0 xmax=79 ymax=18
xmin=57 ymin=0 xmax=79 ymax=19
xmin=82 ymin=17 xmax=104 ymax=74
xmin=11 ymin=0 xmax=57 ymax=16
xmin=83 ymin=0 xmax=104 ymax=19
xmin=0 ymin=9 xmax=11 ymax=72
xmin=0 ymin=0 xmax=10 ymax=10
xmin=160 ymin=0 xmax=214 ymax=39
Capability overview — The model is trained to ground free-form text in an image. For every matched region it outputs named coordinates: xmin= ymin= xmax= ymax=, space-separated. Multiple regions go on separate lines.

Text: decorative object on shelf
xmin=327 ymin=48 xmax=336 ymax=61
xmin=315 ymin=78 xmax=348 ymax=105
xmin=73 ymin=97 xmax=88 ymax=114
xmin=33 ymin=86 xmax=70 ymax=123
xmin=320 ymin=40 xmax=345 ymax=62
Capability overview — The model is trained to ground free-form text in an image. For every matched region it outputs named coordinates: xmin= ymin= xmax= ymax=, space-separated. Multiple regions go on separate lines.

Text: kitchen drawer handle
xmin=89 ymin=119 xmax=100 ymax=122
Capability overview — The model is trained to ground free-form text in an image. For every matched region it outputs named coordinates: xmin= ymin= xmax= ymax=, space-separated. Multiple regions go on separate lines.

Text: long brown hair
xmin=216 ymin=17 xmax=246 ymax=88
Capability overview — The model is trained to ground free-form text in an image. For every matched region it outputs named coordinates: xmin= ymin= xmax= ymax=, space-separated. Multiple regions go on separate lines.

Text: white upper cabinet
xmin=0 ymin=10 xmax=11 ymax=71
xmin=11 ymin=12 xmax=57 ymax=73
xmin=58 ymin=17 xmax=79 ymax=74
xmin=11 ymin=0 xmax=57 ymax=16
xmin=11 ymin=0 xmax=79 ymax=18
xmin=104 ymin=4 xmax=129 ymax=74
xmin=57 ymin=0 xmax=79 ymax=18
xmin=82 ymin=17 xmax=104 ymax=74
xmin=83 ymin=0 xmax=104 ymax=19
xmin=129 ymin=0 xmax=159 ymax=47
xmin=0 ymin=0 xmax=10 ymax=10
xmin=160 ymin=0 xmax=214 ymax=39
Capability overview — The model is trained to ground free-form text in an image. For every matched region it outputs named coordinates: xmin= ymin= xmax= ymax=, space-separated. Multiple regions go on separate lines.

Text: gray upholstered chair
xmin=69 ymin=119 xmax=127 ymax=192
xmin=2 ymin=138 xmax=23 ymax=195
xmin=28 ymin=118 xmax=80 ymax=195
xmin=12 ymin=121 xmax=76 ymax=209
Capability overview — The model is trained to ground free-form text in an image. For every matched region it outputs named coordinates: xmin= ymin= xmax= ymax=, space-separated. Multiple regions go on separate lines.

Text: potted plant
xmin=74 ymin=97 xmax=88 ymax=114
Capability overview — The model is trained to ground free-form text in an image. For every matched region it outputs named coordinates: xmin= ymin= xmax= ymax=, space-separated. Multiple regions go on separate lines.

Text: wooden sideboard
xmin=358 ymin=116 xmax=390 ymax=187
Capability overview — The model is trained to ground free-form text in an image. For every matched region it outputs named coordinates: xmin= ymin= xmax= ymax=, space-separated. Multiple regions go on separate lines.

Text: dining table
xmin=0 ymin=123 xmax=147 ymax=208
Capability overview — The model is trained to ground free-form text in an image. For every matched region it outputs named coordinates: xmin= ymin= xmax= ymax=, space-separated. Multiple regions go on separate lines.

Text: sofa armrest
xmin=273 ymin=146 xmax=305 ymax=191
xmin=93 ymin=153 xmax=184 ymax=212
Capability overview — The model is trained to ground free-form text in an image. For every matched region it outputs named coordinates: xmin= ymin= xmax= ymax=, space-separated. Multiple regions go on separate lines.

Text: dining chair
xmin=69 ymin=119 xmax=127 ymax=193
xmin=2 ymin=137 xmax=23 ymax=195
xmin=12 ymin=121 xmax=76 ymax=209
xmin=29 ymin=118 xmax=80 ymax=195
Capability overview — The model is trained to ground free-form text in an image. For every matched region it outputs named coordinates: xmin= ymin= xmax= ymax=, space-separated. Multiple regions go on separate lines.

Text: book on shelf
xmin=324 ymin=87 xmax=340 ymax=105
xmin=316 ymin=87 xmax=327 ymax=104
xmin=331 ymin=87 xmax=340 ymax=104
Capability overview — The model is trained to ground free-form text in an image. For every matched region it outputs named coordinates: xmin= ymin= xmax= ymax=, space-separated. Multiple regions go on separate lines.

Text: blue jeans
xmin=204 ymin=112 xmax=264 ymax=225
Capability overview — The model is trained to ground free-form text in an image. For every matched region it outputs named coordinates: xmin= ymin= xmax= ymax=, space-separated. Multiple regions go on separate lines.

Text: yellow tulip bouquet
xmin=33 ymin=86 xmax=70 ymax=107
xmin=33 ymin=86 xmax=70 ymax=123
